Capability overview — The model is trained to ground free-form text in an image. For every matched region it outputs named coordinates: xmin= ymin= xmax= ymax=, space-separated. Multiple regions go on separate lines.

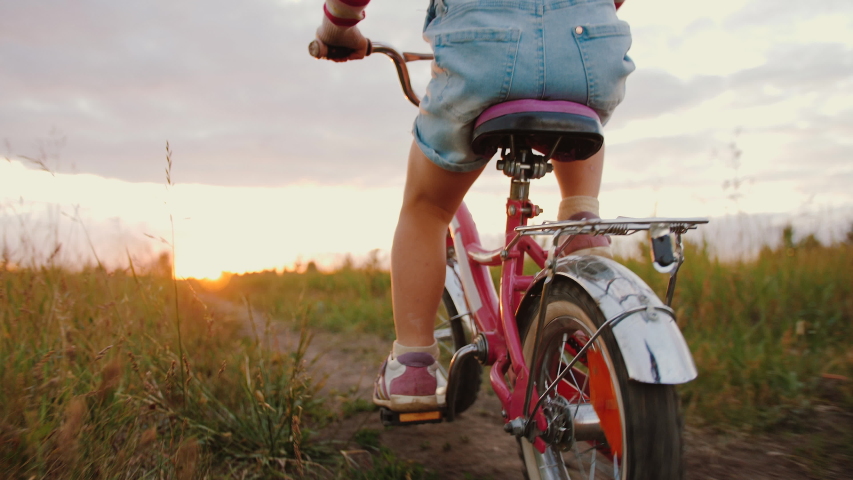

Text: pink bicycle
xmin=312 ymin=40 xmax=707 ymax=480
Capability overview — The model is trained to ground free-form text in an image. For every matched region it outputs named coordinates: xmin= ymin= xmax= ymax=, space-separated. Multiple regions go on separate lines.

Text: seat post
xmin=497 ymin=137 xmax=552 ymax=202
xmin=501 ymin=143 xmax=545 ymax=248
xmin=510 ymin=175 xmax=530 ymax=202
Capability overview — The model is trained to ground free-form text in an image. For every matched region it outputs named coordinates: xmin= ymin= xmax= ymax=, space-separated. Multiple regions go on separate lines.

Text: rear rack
xmin=515 ymin=217 xmax=709 ymax=236
xmin=514 ymin=216 xmax=709 ymax=307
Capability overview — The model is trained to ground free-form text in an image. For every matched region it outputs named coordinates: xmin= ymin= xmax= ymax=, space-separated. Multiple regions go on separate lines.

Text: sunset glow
xmin=2 ymin=0 xmax=852 ymax=276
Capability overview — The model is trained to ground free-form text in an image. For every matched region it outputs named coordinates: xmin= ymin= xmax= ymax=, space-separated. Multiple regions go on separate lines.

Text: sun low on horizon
xmin=3 ymin=153 xmax=851 ymax=280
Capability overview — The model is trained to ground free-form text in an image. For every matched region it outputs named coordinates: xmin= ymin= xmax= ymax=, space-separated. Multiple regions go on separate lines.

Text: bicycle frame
xmin=449 ymin=199 xmax=544 ymax=407
xmin=448 ymin=199 xmax=708 ymax=453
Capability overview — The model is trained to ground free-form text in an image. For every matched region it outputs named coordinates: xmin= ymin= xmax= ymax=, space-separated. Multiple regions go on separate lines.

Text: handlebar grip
xmin=308 ymin=39 xmax=372 ymax=60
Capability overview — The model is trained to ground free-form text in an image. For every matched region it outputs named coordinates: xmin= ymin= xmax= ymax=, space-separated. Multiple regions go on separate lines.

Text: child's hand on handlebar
xmin=314 ymin=16 xmax=369 ymax=62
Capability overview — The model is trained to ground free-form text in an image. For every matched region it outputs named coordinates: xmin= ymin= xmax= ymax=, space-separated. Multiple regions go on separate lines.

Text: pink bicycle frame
xmin=448 ymin=197 xmax=550 ymax=444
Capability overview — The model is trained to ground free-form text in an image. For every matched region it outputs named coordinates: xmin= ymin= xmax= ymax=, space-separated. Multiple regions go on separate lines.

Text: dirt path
xmin=302 ymin=329 xmax=839 ymax=480
xmin=305 ymin=328 xmax=522 ymax=479
xmin=206 ymin=296 xmax=849 ymax=479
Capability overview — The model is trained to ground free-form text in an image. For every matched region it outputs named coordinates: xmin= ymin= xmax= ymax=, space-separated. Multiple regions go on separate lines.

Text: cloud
xmin=728 ymin=43 xmax=853 ymax=106
xmin=2 ymin=0 xmax=852 ymax=201
xmin=1 ymin=0 xmax=428 ymax=186
xmin=606 ymin=133 xmax=717 ymax=180
xmin=725 ymin=0 xmax=853 ymax=28
xmin=613 ymin=39 xmax=853 ymax=126
xmin=609 ymin=70 xmax=725 ymax=126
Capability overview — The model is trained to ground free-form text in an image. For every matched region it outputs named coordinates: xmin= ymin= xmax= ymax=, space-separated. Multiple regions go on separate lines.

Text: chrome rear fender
xmin=522 ymin=255 xmax=697 ymax=385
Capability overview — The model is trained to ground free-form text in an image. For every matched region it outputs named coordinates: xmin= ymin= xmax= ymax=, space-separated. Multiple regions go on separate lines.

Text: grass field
xmin=2 ymin=228 xmax=851 ymax=478
xmin=215 ymin=232 xmax=853 ymax=476
xmin=215 ymin=232 xmax=853 ymax=431
xmin=0 ymin=254 xmax=336 ymax=479
xmin=625 ymin=238 xmax=853 ymax=431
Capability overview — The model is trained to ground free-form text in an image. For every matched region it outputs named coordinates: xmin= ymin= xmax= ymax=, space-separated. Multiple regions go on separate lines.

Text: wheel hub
xmin=540 ymin=396 xmax=607 ymax=449
xmin=542 ymin=396 xmax=574 ymax=450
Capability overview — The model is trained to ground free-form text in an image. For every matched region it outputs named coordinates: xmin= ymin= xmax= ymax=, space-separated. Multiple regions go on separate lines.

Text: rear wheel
xmin=519 ymin=281 xmax=683 ymax=480
xmin=434 ymin=261 xmax=481 ymax=416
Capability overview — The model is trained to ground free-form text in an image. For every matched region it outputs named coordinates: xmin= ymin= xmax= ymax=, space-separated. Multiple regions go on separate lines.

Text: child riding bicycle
xmin=314 ymin=0 xmax=634 ymax=413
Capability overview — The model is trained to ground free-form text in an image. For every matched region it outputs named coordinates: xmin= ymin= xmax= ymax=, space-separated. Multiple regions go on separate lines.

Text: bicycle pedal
xmin=379 ymin=407 xmax=445 ymax=427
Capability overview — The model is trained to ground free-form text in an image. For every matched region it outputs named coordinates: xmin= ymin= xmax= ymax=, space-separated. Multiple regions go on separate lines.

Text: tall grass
xmin=0 ymin=255 xmax=326 ymax=479
xmin=6 ymin=194 xmax=848 ymax=476
xmin=219 ymin=234 xmax=853 ymax=433
xmin=624 ymin=236 xmax=853 ymax=430
xmin=215 ymin=255 xmax=393 ymax=339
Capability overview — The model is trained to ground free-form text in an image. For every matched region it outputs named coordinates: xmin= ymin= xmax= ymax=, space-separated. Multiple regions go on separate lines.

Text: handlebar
xmin=308 ymin=39 xmax=372 ymax=60
xmin=309 ymin=39 xmax=433 ymax=107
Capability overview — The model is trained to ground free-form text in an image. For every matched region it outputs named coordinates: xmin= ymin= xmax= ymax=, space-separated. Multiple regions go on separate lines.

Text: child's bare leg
xmin=391 ymin=141 xmax=485 ymax=347
xmin=552 ymin=145 xmax=604 ymax=199
xmin=374 ymin=142 xmax=483 ymax=412
xmin=551 ymin=147 xmax=611 ymax=256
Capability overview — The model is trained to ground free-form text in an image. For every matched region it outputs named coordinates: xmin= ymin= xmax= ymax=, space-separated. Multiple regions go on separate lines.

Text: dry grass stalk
xmin=138 ymin=426 xmax=157 ymax=451
xmin=128 ymin=351 xmax=141 ymax=379
xmin=97 ymin=357 xmax=122 ymax=403
xmin=165 ymin=359 xmax=177 ymax=393
xmin=93 ymin=345 xmax=113 ymax=361
xmin=340 ymin=449 xmax=374 ymax=470
xmin=32 ymin=349 xmax=55 ymax=384
xmin=55 ymin=396 xmax=87 ymax=465
xmin=182 ymin=354 xmax=192 ymax=386
xmin=174 ymin=437 xmax=199 ymax=480
xmin=291 ymin=410 xmax=304 ymax=477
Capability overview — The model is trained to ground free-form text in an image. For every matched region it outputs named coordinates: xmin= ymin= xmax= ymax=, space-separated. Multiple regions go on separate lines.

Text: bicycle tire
xmin=518 ymin=280 xmax=684 ymax=480
xmin=434 ymin=267 xmax=481 ymax=416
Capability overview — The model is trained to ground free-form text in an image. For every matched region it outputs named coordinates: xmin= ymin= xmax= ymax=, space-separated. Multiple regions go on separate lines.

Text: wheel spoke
xmin=434 ymin=327 xmax=454 ymax=342
xmin=588 ymin=450 xmax=596 ymax=479
xmin=613 ymin=454 xmax=619 ymax=480
xmin=556 ymin=333 xmax=569 ymax=379
xmin=547 ymin=334 xmax=613 ymax=480
xmin=572 ymin=441 xmax=588 ymax=479
xmin=568 ymin=369 xmax=586 ymax=405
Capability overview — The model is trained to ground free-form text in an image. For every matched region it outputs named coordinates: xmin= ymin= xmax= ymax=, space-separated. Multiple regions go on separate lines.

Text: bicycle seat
xmin=471 ymin=100 xmax=603 ymax=162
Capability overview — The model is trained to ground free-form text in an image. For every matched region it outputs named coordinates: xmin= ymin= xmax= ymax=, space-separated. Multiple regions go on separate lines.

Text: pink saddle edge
xmin=474 ymin=100 xmax=600 ymax=129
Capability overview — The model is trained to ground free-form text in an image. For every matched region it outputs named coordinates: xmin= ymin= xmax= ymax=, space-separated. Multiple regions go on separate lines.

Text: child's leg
xmin=552 ymin=146 xmax=604 ymax=199
xmin=551 ymin=147 xmax=612 ymax=256
xmin=387 ymin=143 xmax=605 ymax=350
xmin=391 ymin=141 xmax=485 ymax=347
xmin=374 ymin=142 xmax=484 ymax=412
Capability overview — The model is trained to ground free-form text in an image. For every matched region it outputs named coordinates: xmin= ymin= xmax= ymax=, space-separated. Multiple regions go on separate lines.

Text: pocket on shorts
xmin=573 ymin=21 xmax=635 ymax=120
xmin=429 ymin=28 xmax=521 ymax=121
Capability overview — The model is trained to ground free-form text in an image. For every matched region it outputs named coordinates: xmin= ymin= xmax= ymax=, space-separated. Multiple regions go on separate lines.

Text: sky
xmin=2 ymin=0 xmax=852 ymax=277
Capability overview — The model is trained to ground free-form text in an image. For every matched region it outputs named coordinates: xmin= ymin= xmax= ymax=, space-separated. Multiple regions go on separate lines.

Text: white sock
xmin=557 ymin=196 xmax=600 ymax=221
xmin=392 ymin=340 xmax=439 ymax=360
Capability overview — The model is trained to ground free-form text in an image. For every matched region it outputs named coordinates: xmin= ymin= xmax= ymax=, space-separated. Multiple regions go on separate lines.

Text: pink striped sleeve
xmin=324 ymin=0 xmax=370 ymax=27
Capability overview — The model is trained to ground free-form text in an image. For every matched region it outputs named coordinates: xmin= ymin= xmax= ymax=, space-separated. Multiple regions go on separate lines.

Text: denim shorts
xmin=413 ymin=0 xmax=635 ymax=172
